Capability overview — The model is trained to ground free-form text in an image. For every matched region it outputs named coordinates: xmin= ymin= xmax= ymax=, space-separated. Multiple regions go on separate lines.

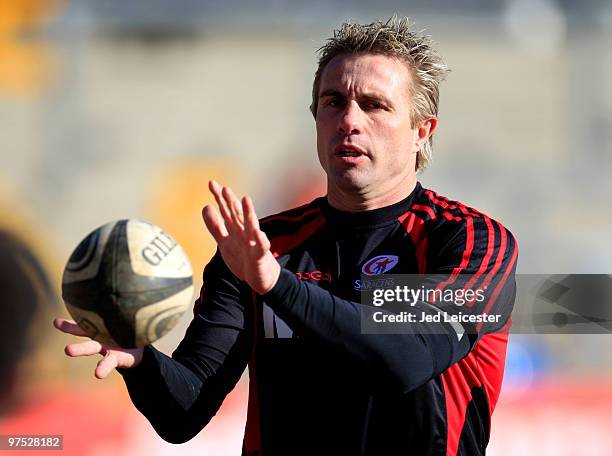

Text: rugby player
xmin=56 ymin=17 xmax=518 ymax=455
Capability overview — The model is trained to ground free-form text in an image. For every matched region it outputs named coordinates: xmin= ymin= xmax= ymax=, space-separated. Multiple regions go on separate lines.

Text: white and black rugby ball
xmin=62 ymin=220 xmax=194 ymax=348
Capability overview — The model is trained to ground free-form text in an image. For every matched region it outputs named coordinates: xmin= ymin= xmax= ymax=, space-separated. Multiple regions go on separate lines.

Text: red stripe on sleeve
xmin=441 ymin=323 xmax=510 ymax=456
xmin=425 ymin=190 xmax=482 ymax=217
xmin=463 ymin=215 xmax=496 ymax=307
xmin=411 ymin=204 xmax=437 ymax=219
xmin=476 ymin=232 xmax=518 ymax=333
xmin=442 ymin=212 xmax=464 ymax=222
xmin=486 ymin=243 xmax=517 ymax=314
xmin=269 ymin=212 xmax=325 ymax=257
xmin=398 ymin=211 xmax=429 ymax=273
xmin=434 ymin=217 xmax=475 ymax=292
xmin=441 ymin=350 xmax=482 ymax=456
xmin=475 ymin=322 xmax=511 ymax=414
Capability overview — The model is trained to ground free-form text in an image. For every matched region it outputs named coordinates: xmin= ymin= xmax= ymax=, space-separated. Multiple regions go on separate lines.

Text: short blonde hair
xmin=311 ymin=17 xmax=449 ymax=172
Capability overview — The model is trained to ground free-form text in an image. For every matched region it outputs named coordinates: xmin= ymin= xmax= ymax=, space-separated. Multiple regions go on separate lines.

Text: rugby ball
xmin=62 ymin=220 xmax=194 ymax=348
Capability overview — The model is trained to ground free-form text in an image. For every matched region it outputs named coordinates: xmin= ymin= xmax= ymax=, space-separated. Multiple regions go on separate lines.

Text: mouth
xmin=333 ymin=144 xmax=368 ymax=158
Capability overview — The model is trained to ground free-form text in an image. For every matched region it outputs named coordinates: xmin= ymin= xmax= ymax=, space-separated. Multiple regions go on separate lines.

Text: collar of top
xmin=320 ymin=182 xmax=423 ymax=229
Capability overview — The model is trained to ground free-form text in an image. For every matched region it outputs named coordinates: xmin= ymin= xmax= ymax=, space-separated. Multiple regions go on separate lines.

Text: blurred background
xmin=1 ymin=0 xmax=611 ymax=454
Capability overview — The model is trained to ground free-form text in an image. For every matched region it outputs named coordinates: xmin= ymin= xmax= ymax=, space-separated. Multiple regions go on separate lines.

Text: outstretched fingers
xmin=222 ymin=186 xmax=245 ymax=229
xmin=208 ymin=180 xmax=246 ymax=235
xmin=206 ymin=181 xmax=271 ymax=255
xmin=64 ymin=339 xmax=104 ymax=357
xmin=203 ymin=204 xmax=229 ymax=243
xmin=243 ymin=196 xmax=271 ymax=254
xmin=53 ymin=318 xmax=89 ymax=337
xmin=95 ymin=352 xmax=119 ymax=379
xmin=209 ymin=180 xmax=233 ymax=225
xmin=55 ymin=315 xmax=144 ymax=379
xmin=242 ymin=196 xmax=259 ymax=235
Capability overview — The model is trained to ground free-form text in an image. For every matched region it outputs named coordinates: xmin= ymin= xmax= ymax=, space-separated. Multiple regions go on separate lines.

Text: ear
xmin=415 ymin=117 xmax=438 ymax=150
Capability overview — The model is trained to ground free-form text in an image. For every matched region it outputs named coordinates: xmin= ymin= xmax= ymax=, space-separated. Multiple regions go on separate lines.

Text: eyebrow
xmin=318 ymin=89 xmax=393 ymax=107
xmin=319 ymin=89 xmax=344 ymax=99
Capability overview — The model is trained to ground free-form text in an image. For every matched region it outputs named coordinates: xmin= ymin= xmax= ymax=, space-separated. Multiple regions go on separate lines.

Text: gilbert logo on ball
xmin=62 ymin=220 xmax=194 ymax=348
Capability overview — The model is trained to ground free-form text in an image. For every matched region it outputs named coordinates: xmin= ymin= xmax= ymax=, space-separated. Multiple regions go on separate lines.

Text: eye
xmin=363 ymin=101 xmax=385 ymax=111
xmin=325 ymin=97 xmax=343 ymax=108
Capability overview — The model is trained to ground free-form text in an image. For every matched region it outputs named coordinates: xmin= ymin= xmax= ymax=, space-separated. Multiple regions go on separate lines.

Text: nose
xmin=337 ymin=100 xmax=363 ymax=136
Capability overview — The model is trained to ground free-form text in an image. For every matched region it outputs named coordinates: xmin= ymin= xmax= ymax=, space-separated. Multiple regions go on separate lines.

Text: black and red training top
xmin=120 ymin=182 xmax=518 ymax=456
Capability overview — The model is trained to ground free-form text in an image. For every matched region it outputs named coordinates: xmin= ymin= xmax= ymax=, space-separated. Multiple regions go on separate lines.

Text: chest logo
xmin=294 ymin=270 xmax=331 ymax=281
xmin=361 ymin=254 xmax=399 ymax=275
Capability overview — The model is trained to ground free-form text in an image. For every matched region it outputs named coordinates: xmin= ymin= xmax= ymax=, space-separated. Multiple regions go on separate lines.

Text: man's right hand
xmin=202 ymin=180 xmax=281 ymax=295
xmin=53 ymin=318 xmax=144 ymax=379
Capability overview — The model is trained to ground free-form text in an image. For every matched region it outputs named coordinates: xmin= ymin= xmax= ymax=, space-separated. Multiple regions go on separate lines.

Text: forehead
xmin=319 ymin=53 xmax=412 ymax=98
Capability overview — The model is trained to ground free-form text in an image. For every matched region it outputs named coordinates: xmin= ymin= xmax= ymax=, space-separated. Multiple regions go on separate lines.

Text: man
xmin=56 ymin=17 xmax=517 ymax=455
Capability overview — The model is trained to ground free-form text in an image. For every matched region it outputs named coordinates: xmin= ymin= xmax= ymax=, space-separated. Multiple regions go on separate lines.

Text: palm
xmin=218 ymin=234 xmax=269 ymax=287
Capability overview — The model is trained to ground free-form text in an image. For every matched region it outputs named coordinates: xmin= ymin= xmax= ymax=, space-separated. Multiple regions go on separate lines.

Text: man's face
xmin=315 ymin=53 xmax=426 ymax=201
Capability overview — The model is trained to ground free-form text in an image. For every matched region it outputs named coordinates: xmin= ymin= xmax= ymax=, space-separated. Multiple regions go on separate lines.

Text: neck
xmin=326 ymin=176 xmax=417 ymax=212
